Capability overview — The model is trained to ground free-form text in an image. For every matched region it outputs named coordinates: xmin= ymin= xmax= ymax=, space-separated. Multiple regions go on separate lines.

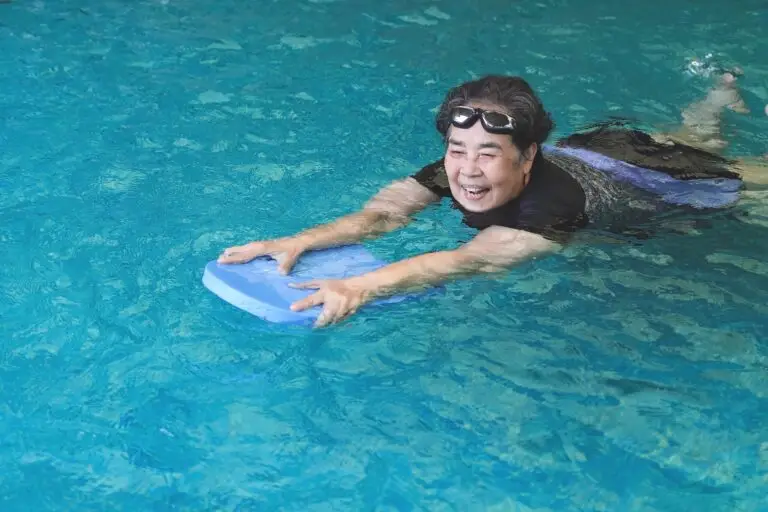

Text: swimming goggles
xmin=449 ymin=106 xmax=516 ymax=134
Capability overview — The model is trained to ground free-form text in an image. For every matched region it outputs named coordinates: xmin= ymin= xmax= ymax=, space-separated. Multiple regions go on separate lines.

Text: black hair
xmin=435 ymin=75 xmax=555 ymax=160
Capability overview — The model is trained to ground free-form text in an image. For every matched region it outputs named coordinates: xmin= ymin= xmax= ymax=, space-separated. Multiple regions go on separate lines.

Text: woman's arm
xmin=218 ymin=177 xmax=439 ymax=272
xmin=294 ymin=177 xmax=440 ymax=251
xmin=352 ymin=225 xmax=558 ymax=294
xmin=290 ymin=225 xmax=560 ymax=326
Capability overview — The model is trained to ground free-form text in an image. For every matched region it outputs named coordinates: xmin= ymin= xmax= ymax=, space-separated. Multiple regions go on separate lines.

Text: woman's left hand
xmin=289 ymin=278 xmax=373 ymax=327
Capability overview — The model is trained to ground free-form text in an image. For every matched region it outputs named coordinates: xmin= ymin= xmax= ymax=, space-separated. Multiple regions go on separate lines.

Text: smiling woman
xmin=412 ymin=76 xmax=588 ymax=240
xmin=219 ymin=73 xmax=766 ymax=327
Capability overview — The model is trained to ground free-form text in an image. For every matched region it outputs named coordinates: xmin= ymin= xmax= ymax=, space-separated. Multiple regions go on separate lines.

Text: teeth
xmin=462 ymin=185 xmax=485 ymax=191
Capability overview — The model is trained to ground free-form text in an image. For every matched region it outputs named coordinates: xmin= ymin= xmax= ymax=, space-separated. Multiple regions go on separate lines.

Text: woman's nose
xmin=460 ymin=159 xmax=483 ymax=176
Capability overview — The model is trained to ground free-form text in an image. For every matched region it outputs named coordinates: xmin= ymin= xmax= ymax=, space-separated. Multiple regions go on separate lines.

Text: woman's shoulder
xmin=410 ymin=158 xmax=450 ymax=197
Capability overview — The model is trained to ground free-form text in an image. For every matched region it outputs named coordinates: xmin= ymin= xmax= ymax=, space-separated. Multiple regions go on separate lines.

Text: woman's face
xmin=443 ymin=103 xmax=536 ymax=212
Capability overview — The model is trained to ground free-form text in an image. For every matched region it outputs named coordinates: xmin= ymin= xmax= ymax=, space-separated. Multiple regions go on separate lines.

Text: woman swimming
xmin=218 ymin=73 xmax=766 ymax=327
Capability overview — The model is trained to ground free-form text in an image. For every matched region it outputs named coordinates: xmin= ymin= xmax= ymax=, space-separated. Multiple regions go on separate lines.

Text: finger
xmin=218 ymin=253 xmax=245 ymax=264
xmin=310 ymin=294 xmax=340 ymax=327
xmin=314 ymin=304 xmax=336 ymax=328
xmin=315 ymin=299 xmax=356 ymax=328
xmin=276 ymin=250 xmax=301 ymax=275
xmin=324 ymin=309 xmax=351 ymax=327
xmin=335 ymin=302 xmax=361 ymax=324
xmin=217 ymin=243 xmax=263 ymax=264
xmin=290 ymin=291 xmax=324 ymax=312
xmin=217 ymin=245 xmax=241 ymax=262
xmin=218 ymin=250 xmax=250 ymax=264
xmin=342 ymin=303 xmax=361 ymax=321
xmin=288 ymin=280 xmax=323 ymax=290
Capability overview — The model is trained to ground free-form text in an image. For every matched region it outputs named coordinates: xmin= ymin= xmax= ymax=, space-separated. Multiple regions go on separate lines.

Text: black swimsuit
xmin=411 ymin=156 xmax=588 ymax=243
xmin=411 ymin=126 xmax=742 ymax=242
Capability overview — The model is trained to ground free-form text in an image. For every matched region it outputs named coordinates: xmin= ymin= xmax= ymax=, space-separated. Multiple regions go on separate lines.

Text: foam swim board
xmin=203 ymin=244 xmax=435 ymax=325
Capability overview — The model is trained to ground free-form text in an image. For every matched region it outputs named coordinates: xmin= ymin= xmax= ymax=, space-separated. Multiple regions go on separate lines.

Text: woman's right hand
xmin=217 ymin=237 xmax=306 ymax=275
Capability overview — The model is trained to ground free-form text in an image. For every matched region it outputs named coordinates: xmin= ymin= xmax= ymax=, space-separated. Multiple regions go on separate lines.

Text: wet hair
xmin=435 ymin=75 xmax=555 ymax=161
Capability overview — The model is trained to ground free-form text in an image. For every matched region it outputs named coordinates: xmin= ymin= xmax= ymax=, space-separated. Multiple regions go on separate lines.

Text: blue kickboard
xmin=203 ymin=244 xmax=435 ymax=325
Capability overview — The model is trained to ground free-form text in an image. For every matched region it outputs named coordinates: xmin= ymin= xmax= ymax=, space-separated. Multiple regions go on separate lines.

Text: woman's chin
xmin=455 ymin=194 xmax=496 ymax=212
xmin=451 ymin=184 xmax=489 ymax=208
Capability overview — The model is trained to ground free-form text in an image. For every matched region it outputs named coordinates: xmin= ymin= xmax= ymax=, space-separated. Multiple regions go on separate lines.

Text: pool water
xmin=2 ymin=0 xmax=767 ymax=510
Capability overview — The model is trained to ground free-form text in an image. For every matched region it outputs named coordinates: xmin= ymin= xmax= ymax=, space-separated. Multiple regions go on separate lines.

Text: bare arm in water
xmin=218 ymin=174 xmax=560 ymax=327
xmin=217 ymin=177 xmax=439 ymax=273
xmin=290 ymin=225 xmax=559 ymax=327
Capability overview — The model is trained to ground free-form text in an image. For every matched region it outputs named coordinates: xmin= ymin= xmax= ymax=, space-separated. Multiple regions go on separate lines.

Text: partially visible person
xmin=670 ymin=71 xmax=749 ymax=151
xmin=218 ymin=72 xmax=767 ymax=327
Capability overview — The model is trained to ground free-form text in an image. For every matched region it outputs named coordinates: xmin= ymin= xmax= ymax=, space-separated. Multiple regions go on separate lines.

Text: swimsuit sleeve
xmin=410 ymin=158 xmax=452 ymax=198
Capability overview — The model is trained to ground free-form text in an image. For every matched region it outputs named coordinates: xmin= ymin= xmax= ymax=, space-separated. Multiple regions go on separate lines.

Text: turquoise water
xmin=2 ymin=0 xmax=768 ymax=510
